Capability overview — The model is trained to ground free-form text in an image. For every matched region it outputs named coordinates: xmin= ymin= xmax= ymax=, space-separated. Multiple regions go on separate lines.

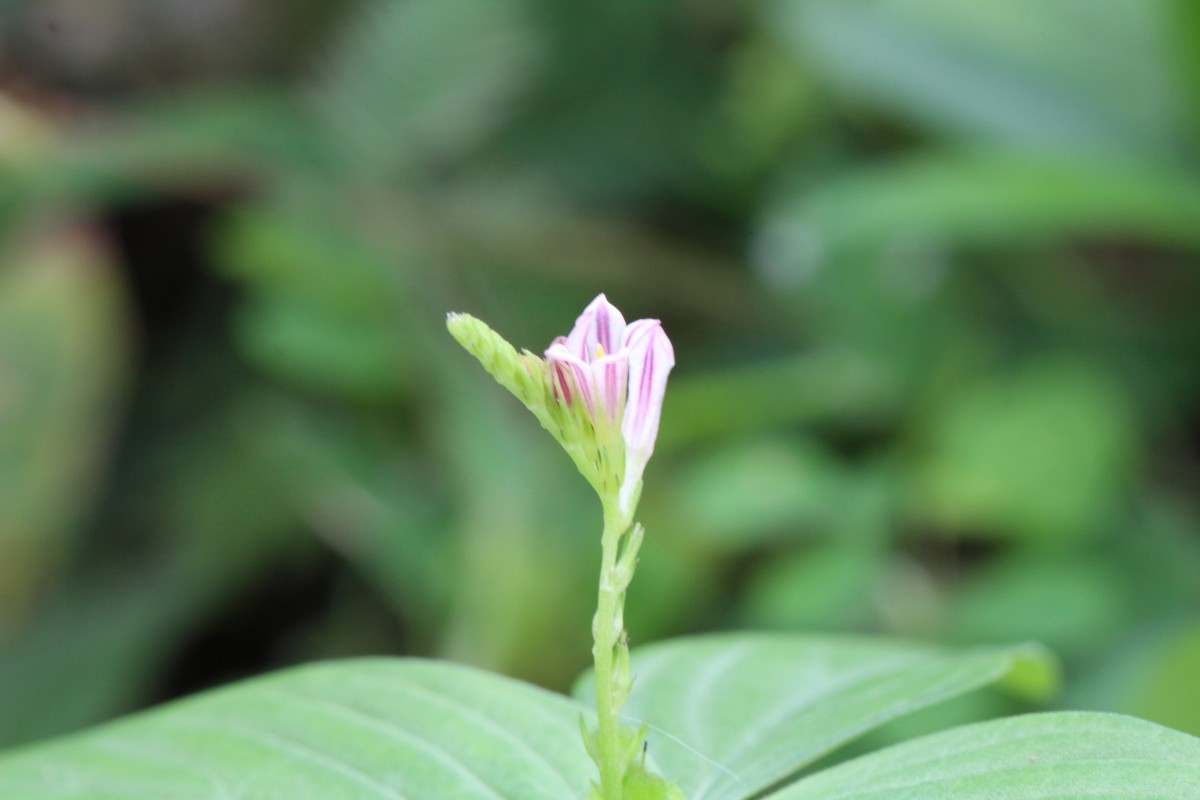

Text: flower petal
xmin=566 ymin=294 xmax=627 ymax=362
xmin=618 ymin=319 xmax=674 ymax=512
xmin=545 ymin=342 xmax=595 ymax=415
xmin=591 ymin=351 xmax=629 ymax=426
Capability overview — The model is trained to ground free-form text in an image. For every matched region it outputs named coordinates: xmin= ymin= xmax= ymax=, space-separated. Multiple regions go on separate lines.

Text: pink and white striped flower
xmin=545 ymin=294 xmax=674 ymax=513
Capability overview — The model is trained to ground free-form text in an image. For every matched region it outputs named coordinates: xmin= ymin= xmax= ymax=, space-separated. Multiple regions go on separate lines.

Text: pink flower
xmin=545 ymin=295 xmax=675 ymax=513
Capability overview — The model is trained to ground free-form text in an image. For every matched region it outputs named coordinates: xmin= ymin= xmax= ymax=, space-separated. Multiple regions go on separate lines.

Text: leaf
xmin=1127 ymin=622 xmax=1200 ymax=737
xmin=233 ymin=295 xmax=412 ymax=398
xmin=1 ymin=403 xmax=348 ymax=748
xmin=0 ymin=659 xmax=594 ymax=800
xmin=739 ymin=539 xmax=887 ymax=632
xmin=765 ymin=712 xmax=1200 ymax=800
xmin=0 ymin=568 xmax=200 ymax=749
xmin=307 ymin=0 xmax=540 ymax=177
xmin=941 ymin=555 xmax=1132 ymax=657
xmin=1174 ymin=0 xmax=1200 ymax=136
xmin=3 ymin=89 xmax=305 ymax=221
xmin=755 ymin=151 xmax=1200 ymax=282
xmin=574 ymin=634 xmax=1055 ymax=800
xmin=213 ymin=210 xmax=398 ymax=319
xmin=776 ymin=0 xmax=1186 ymax=154
xmin=912 ymin=358 xmax=1137 ymax=542
xmin=657 ymin=352 xmax=897 ymax=448
xmin=0 ymin=227 xmax=127 ymax=622
xmin=669 ymin=438 xmax=851 ymax=548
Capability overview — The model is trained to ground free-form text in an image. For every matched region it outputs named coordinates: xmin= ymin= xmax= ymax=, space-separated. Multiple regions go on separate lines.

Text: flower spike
xmin=447 ymin=295 xmax=676 ymax=800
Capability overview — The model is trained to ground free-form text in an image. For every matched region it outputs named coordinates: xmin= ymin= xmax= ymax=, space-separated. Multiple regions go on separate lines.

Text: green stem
xmin=593 ymin=502 xmax=628 ymax=800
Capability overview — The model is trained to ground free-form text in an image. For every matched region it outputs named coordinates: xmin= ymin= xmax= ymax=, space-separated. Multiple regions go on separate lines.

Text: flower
xmin=447 ymin=294 xmax=674 ymax=516
xmin=543 ymin=294 xmax=675 ymax=514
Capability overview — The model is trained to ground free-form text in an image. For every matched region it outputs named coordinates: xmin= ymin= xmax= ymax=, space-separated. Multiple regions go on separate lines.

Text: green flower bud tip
xmin=446 ymin=312 xmax=548 ymax=414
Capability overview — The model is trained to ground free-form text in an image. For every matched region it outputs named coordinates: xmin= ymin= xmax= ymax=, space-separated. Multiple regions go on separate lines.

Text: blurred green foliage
xmin=1 ymin=0 xmax=1199 ymax=753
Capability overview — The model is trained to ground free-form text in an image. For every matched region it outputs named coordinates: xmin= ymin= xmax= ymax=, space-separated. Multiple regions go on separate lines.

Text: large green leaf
xmin=0 ymin=659 xmax=594 ymax=800
xmin=766 ymin=712 xmax=1200 ymax=799
xmin=574 ymin=634 xmax=1054 ymax=800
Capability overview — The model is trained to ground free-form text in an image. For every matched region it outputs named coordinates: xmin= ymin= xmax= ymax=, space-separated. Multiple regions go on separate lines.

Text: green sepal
xmin=616 ymin=722 xmax=680 ymax=799
xmin=613 ymin=522 xmax=644 ymax=591
xmin=580 ymin=715 xmax=601 ymax=765
xmin=584 ymin=719 xmax=683 ymax=799
xmin=622 ymin=761 xmax=687 ymax=800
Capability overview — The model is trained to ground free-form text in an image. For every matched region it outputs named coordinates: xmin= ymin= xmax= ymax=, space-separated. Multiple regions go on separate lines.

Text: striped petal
xmin=546 ymin=342 xmax=595 ymax=415
xmin=618 ymin=319 xmax=674 ymax=512
xmin=566 ymin=294 xmax=627 ymax=362
xmin=591 ymin=351 xmax=630 ymax=426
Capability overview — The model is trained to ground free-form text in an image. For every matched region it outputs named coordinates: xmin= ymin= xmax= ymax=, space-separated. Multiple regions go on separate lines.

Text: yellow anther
xmin=594 ymin=343 xmax=606 ymax=359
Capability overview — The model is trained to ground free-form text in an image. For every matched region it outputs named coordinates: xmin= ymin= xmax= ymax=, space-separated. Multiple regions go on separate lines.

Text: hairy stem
xmin=593 ymin=502 xmax=629 ymax=800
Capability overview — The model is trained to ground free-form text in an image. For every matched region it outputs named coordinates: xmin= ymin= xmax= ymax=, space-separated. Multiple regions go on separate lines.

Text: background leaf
xmin=0 ymin=226 xmax=127 ymax=624
xmin=307 ymin=0 xmax=540 ymax=177
xmin=777 ymin=0 xmax=1186 ymax=154
xmin=756 ymin=151 xmax=1200 ymax=279
xmin=767 ymin=712 xmax=1200 ymax=800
